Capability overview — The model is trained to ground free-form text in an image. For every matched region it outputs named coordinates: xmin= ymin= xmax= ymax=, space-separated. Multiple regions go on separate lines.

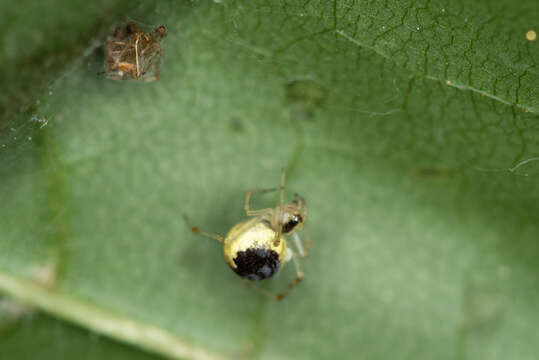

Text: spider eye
xmin=282 ymin=215 xmax=302 ymax=234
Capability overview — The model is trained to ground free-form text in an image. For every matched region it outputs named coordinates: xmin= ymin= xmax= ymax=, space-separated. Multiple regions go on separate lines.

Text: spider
xmin=104 ymin=22 xmax=166 ymax=81
xmin=183 ymin=169 xmax=311 ymax=301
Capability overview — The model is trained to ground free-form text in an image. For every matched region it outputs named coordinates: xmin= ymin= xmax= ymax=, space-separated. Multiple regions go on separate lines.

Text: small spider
xmin=104 ymin=22 xmax=166 ymax=81
xmin=183 ymin=169 xmax=311 ymax=301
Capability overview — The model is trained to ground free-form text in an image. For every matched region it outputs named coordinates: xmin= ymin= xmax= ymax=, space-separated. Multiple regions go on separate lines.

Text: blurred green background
xmin=0 ymin=0 xmax=538 ymax=359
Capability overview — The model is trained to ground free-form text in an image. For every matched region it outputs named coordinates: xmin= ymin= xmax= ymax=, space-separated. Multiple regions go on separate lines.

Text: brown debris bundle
xmin=104 ymin=22 xmax=167 ymax=81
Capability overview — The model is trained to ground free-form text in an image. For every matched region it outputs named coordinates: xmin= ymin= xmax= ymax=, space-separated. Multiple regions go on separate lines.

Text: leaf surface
xmin=0 ymin=1 xmax=538 ymax=359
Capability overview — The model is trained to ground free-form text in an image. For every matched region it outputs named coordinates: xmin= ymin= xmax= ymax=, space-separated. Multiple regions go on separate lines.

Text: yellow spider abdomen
xmin=223 ymin=219 xmax=286 ymax=281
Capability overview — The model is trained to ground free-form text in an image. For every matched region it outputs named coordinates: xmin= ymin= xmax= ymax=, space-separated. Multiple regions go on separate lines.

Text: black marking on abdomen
xmin=232 ymin=248 xmax=280 ymax=281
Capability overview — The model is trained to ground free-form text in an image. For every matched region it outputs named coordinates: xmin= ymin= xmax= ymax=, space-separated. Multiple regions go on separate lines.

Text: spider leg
xmin=182 ymin=214 xmax=224 ymax=243
xmin=273 ymin=168 xmax=286 ymax=246
xmin=243 ymin=187 xmax=277 ymax=217
xmin=292 ymin=228 xmax=311 ymax=258
xmin=275 ymin=248 xmax=304 ymax=300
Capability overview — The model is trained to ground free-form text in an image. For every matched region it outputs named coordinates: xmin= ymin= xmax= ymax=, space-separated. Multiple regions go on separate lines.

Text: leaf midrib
xmin=0 ymin=270 xmax=225 ymax=360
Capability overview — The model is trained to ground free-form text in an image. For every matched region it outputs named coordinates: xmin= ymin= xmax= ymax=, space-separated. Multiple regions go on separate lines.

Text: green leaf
xmin=1 ymin=0 xmax=538 ymax=359
xmin=0 ymin=309 xmax=160 ymax=360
